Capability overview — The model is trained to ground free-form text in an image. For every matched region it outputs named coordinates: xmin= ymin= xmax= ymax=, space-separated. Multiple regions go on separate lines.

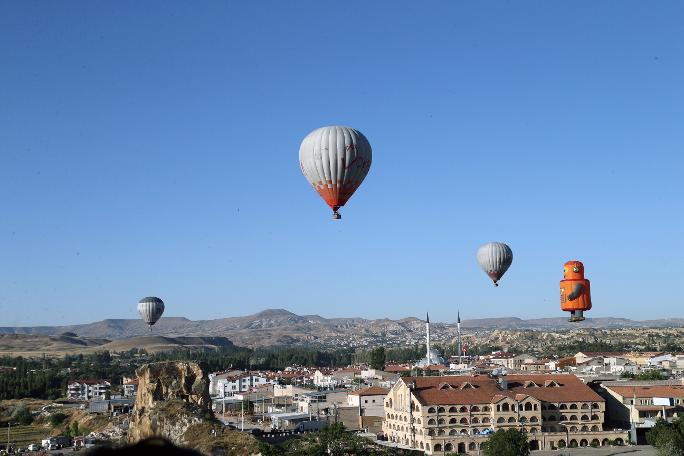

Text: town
xmin=2 ymin=317 xmax=683 ymax=454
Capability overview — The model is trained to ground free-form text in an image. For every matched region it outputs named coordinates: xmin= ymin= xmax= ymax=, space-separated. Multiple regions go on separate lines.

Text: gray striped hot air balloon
xmin=477 ymin=242 xmax=513 ymax=286
xmin=299 ymin=126 xmax=372 ymax=219
xmin=137 ymin=296 xmax=165 ymax=330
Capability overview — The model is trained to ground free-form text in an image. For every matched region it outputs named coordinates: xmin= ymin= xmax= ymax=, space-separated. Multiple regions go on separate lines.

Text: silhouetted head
xmin=563 ymin=260 xmax=585 ymax=280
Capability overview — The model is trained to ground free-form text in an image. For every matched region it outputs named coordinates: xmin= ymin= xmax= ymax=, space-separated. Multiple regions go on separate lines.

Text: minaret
xmin=457 ymin=310 xmax=462 ymax=364
xmin=426 ymin=312 xmax=431 ymax=365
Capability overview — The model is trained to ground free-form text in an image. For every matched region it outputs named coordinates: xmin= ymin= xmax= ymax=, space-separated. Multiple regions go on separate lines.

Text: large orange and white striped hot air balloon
xmin=299 ymin=126 xmax=372 ymax=219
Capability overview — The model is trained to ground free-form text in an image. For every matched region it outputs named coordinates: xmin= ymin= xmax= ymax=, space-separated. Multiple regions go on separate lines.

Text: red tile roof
xmin=607 ymin=384 xmax=684 ymax=399
xmin=403 ymin=375 xmax=604 ymax=406
xmin=349 ymin=386 xmax=389 ymax=397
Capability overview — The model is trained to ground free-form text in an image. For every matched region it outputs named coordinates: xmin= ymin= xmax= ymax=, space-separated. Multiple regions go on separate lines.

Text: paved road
xmin=534 ymin=445 xmax=656 ymax=456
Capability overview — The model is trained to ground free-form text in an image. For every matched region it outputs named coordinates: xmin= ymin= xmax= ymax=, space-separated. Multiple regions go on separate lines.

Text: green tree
xmin=481 ymin=429 xmax=530 ymax=456
xmin=11 ymin=406 xmax=34 ymax=425
xmin=637 ymin=370 xmax=665 ymax=381
xmin=370 ymin=347 xmax=386 ymax=371
xmin=50 ymin=412 xmax=68 ymax=427
xmin=647 ymin=418 xmax=684 ymax=455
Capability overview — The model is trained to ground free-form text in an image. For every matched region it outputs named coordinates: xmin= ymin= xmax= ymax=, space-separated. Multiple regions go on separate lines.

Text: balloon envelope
xmin=137 ymin=297 xmax=165 ymax=327
xmin=299 ymin=126 xmax=372 ymax=218
xmin=477 ymin=242 xmax=513 ymax=286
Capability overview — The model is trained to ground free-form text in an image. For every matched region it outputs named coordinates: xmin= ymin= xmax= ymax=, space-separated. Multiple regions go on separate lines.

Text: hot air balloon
xmin=476 ymin=242 xmax=513 ymax=286
xmin=560 ymin=260 xmax=592 ymax=322
xmin=137 ymin=296 xmax=164 ymax=330
xmin=299 ymin=126 xmax=372 ymax=219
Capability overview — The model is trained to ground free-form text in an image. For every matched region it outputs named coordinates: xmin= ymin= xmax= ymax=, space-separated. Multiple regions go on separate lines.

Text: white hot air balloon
xmin=137 ymin=296 xmax=165 ymax=330
xmin=477 ymin=242 xmax=513 ymax=286
xmin=299 ymin=126 xmax=372 ymax=219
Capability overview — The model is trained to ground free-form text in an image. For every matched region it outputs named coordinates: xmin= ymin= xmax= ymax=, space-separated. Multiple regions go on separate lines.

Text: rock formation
xmin=128 ymin=361 xmax=211 ymax=445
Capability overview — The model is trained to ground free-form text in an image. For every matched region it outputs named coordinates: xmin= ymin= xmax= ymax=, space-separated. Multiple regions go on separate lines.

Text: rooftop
xmin=401 ymin=374 xmax=604 ymax=406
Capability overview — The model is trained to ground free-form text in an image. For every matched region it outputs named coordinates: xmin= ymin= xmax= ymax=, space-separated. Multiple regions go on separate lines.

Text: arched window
xmin=437 ymin=406 xmax=446 ymax=413
xmin=472 ymin=428 xmax=479 ymax=434
xmin=559 ymin=404 xmax=568 ymax=410
xmin=591 ymin=414 xmax=599 ymax=421
xmin=570 ymin=426 xmax=578 ymax=432
xmin=388 ymin=398 xmax=393 ymax=408
xmin=530 ymin=427 xmax=538 ymax=434
xmin=525 ymin=402 xmax=533 ymax=411
xmin=434 ymin=444 xmax=442 ymax=452
xmin=569 ymin=439 xmax=578 ymax=448
xmin=570 ymin=415 xmax=578 ymax=421
xmin=508 ymin=417 xmax=516 ymax=423
xmin=502 ymin=403 xmax=510 ymax=412
xmin=591 ymin=425 xmax=599 ymax=431
xmin=560 ymin=415 xmax=568 ymax=421
xmin=530 ymin=416 xmax=538 ymax=423
xmin=445 ymin=443 xmax=453 ymax=452
xmin=469 ymin=442 xmax=477 ymax=451
xmin=558 ymin=439 xmax=566 ymax=448
xmin=437 ymin=429 xmax=445 ymax=436
xmin=519 ymin=416 xmax=527 ymax=423
xmin=449 ymin=429 xmax=457 ymax=436
xmin=386 ymin=413 xmax=390 ymax=419
xmin=460 ymin=429 xmax=468 ymax=435
xmin=427 ymin=407 xmax=435 ymax=413
xmin=438 ymin=418 xmax=445 ymax=425
xmin=570 ymin=404 xmax=578 ymax=410
xmin=460 ymin=417 xmax=468 ymax=424
xmin=472 ymin=405 xmax=480 ymax=412
xmin=449 ymin=418 xmax=457 ymax=424
xmin=416 ymin=418 xmax=421 ymax=425
xmin=591 ymin=439 xmax=600 ymax=447
xmin=420 ymin=442 xmax=424 ymax=450
xmin=581 ymin=425 xmax=589 ymax=432
xmin=404 ymin=416 xmax=408 ymax=422
xmin=497 ymin=417 xmax=505 ymax=423
xmin=459 ymin=406 xmax=468 ymax=413
xmin=425 ymin=443 xmax=430 ymax=451
xmin=482 ymin=417 xmax=491 ymax=424
xmin=428 ymin=429 xmax=435 ymax=436
xmin=496 ymin=404 xmax=501 ymax=412
xmin=428 ymin=419 xmax=436 ymax=425
xmin=581 ymin=415 xmax=589 ymax=421
xmin=448 ymin=406 xmax=457 ymax=413
xmin=483 ymin=406 xmax=491 ymax=412
xmin=472 ymin=417 xmax=480 ymax=424
xmin=580 ymin=439 xmax=588 ymax=447
xmin=592 ymin=403 xmax=600 ymax=409
xmin=581 ymin=403 xmax=589 ymax=410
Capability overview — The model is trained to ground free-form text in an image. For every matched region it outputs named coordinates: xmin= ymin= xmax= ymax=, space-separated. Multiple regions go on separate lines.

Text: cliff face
xmin=128 ymin=361 xmax=211 ymax=445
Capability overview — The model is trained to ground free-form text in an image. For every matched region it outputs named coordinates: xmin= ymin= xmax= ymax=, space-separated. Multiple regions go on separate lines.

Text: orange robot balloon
xmin=560 ymin=260 xmax=592 ymax=322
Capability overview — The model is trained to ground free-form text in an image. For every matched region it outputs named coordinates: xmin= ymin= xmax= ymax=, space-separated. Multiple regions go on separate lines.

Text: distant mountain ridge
xmin=1 ymin=309 xmax=683 ymax=349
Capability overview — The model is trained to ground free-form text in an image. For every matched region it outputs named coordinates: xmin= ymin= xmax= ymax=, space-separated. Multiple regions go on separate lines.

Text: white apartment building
xmin=209 ymin=371 xmax=272 ymax=397
xmin=67 ymin=380 xmax=111 ymax=400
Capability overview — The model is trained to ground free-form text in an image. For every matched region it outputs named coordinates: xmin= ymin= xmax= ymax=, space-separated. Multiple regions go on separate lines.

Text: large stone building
xmin=383 ymin=374 xmax=628 ymax=454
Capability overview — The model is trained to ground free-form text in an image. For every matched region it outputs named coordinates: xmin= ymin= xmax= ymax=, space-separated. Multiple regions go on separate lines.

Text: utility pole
xmin=241 ymin=400 xmax=244 ymax=432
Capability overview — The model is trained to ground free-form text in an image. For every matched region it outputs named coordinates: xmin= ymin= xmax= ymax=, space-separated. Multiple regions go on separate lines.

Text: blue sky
xmin=1 ymin=1 xmax=683 ymax=326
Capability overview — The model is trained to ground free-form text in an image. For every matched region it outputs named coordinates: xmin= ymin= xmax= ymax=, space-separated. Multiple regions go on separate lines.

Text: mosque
xmin=414 ymin=312 xmax=463 ymax=368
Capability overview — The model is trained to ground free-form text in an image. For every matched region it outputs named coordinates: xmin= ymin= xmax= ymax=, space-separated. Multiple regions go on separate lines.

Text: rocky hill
xmin=129 ymin=361 xmax=259 ymax=455
xmin=0 ymin=333 xmax=236 ymax=356
xmin=1 ymin=309 xmax=683 ymax=350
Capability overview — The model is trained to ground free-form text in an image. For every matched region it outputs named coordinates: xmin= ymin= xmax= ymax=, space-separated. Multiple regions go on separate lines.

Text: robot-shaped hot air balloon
xmin=560 ymin=260 xmax=592 ymax=322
